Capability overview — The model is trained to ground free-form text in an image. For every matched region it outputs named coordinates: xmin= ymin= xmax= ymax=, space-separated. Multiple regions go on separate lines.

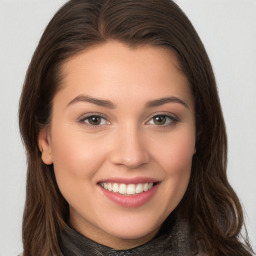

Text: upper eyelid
xmin=146 ymin=112 xmax=179 ymax=122
xmin=78 ymin=113 xmax=108 ymax=121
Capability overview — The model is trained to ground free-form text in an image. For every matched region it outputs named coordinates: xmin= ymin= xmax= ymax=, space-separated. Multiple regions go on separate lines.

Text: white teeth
xmin=127 ymin=184 xmax=136 ymax=195
xmin=112 ymin=183 xmax=119 ymax=192
xmin=135 ymin=184 xmax=143 ymax=194
xmin=107 ymin=183 xmax=112 ymax=191
xmin=143 ymin=183 xmax=149 ymax=192
xmin=119 ymin=184 xmax=126 ymax=194
xmin=100 ymin=182 xmax=154 ymax=195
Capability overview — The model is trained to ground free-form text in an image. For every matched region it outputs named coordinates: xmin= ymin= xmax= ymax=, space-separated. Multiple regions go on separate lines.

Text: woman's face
xmin=39 ymin=41 xmax=196 ymax=249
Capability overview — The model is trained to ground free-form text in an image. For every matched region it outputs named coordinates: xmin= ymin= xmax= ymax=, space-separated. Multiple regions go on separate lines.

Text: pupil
xmin=154 ymin=116 xmax=166 ymax=125
xmin=89 ymin=116 xmax=101 ymax=125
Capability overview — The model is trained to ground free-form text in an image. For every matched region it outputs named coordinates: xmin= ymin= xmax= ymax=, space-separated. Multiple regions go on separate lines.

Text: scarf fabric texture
xmin=60 ymin=215 xmax=202 ymax=256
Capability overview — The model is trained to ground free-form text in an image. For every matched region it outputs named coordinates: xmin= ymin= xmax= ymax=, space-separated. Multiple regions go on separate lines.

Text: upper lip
xmin=97 ymin=177 xmax=160 ymax=184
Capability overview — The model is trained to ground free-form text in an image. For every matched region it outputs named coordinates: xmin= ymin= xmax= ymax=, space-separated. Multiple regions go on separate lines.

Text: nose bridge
xmin=110 ymin=122 xmax=150 ymax=168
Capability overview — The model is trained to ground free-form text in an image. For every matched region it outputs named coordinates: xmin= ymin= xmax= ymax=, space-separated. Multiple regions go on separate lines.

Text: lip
xmin=97 ymin=177 xmax=160 ymax=208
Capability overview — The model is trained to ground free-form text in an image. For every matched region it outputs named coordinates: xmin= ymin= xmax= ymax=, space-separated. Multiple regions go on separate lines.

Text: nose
xmin=109 ymin=125 xmax=150 ymax=169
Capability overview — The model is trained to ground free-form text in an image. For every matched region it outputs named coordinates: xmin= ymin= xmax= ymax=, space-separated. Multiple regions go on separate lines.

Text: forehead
xmin=61 ymin=41 xmax=184 ymax=80
xmin=56 ymin=41 xmax=193 ymax=109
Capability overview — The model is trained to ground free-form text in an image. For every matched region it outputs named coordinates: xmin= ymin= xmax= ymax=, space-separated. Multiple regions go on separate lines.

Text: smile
xmin=99 ymin=182 xmax=154 ymax=196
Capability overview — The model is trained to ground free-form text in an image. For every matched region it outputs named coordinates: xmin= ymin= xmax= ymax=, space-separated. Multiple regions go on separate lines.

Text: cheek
xmin=50 ymin=126 xmax=106 ymax=182
xmin=155 ymin=132 xmax=194 ymax=208
xmin=153 ymin=130 xmax=195 ymax=175
xmin=49 ymin=128 xmax=107 ymax=212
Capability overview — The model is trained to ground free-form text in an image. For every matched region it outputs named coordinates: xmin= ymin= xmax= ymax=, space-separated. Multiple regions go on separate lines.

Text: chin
xmin=98 ymin=211 xmax=164 ymax=241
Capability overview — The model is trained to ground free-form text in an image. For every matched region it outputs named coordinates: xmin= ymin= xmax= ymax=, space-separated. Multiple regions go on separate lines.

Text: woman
xmin=19 ymin=0 xmax=254 ymax=255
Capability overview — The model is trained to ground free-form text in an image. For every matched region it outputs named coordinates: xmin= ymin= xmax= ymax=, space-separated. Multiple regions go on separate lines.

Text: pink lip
xmin=98 ymin=179 xmax=160 ymax=208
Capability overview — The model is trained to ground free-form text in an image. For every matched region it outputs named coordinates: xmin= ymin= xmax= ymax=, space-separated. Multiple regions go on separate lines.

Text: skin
xmin=39 ymin=40 xmax=196 ymax=250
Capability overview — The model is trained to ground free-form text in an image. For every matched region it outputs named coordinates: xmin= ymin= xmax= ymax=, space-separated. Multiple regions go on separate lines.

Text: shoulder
xmin=169 ymin=218 xmax=209 ymax=256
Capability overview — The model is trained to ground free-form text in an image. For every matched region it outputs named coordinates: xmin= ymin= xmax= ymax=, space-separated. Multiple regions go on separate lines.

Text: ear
xmin=38 ymin=127 xmax=53 ymax=165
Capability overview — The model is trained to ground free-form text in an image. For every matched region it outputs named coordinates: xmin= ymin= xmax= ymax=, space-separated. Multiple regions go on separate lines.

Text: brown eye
xmin=147 ymin=114 xmax=177 ymax=126
xmin=80 ymin=115 xmax=109 ymax=126
xmin=87 ymin=116 xmax=102 ymax=125
xmin=153 ymin=115 xmax=167 ymax=125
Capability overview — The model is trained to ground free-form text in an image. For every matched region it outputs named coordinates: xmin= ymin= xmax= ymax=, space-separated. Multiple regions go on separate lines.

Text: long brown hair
xmin=19 ymin=0 xmax=254 ymax=255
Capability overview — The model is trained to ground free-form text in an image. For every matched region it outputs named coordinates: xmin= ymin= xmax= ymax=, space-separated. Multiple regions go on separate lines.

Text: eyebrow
xmin=67 ymin=95 xmax=116 ymax=109
xmin=145 ymin=96 xmax=189 ymax=109
xmin=66 ymin=94 xmax=189 ymax=110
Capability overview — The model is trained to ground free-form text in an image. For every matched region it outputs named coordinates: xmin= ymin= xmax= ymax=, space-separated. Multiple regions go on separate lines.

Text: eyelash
xmin=78 ymin=113 xmax=179 ymax=128
xmin=78 ymin=114 xmax=110 ymax=128
xmin=147 ymin=114 xmax=178 ymax=126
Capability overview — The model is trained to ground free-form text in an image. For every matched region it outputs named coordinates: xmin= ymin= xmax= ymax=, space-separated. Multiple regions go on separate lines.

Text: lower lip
xmin=98 ymin=184 xmax=159 ymax=208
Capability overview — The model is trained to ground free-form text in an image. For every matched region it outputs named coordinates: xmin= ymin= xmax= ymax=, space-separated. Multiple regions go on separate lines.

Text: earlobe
xmin=38 ymin=127 xmax=53 ymax=165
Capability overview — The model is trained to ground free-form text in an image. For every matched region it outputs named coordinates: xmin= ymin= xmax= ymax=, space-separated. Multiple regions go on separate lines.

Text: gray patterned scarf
xmin=60 ymin=214 xmax=201 ymax=256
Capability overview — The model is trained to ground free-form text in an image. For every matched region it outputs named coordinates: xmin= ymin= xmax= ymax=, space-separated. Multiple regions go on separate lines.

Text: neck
xmin=69 ymin=214 xmax=160 ymax=250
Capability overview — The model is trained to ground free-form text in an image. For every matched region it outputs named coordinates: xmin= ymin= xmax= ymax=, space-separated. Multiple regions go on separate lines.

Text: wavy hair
xmin=19 ymin=0 xmax=254 ymax=255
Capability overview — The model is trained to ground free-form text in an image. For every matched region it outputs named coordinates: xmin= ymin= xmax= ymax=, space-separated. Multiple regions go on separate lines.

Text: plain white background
xmin=0 ymin=0 xmax=255 ymax=255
